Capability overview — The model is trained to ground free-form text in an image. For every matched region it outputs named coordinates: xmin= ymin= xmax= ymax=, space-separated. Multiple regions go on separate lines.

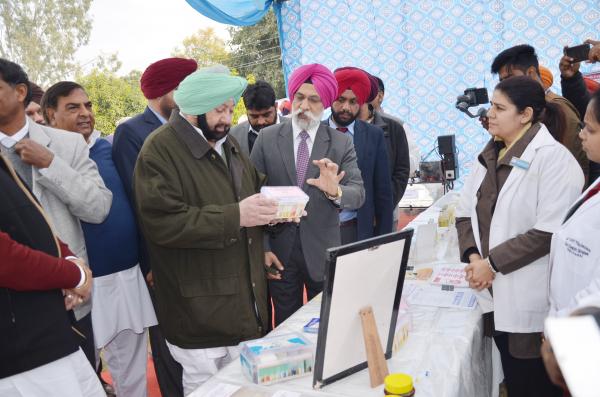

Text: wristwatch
xmin=325 ymin=185 xmax=342 ymax=205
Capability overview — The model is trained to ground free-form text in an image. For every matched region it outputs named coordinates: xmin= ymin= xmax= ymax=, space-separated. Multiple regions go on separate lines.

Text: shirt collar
xmin=148 ymin=105 xmax=168 ymax=125
xmin=291 ymin=116 xmax=319 ymax=143
xmin=180 ymin=112 xmax=228 ymax=157
xmin=87 ymin=130 xmax=102 ymax=149
xmin=328 ymin=117 xmax=355 ymax=135
xmin=0 ymin=117 xmax=29 ymax=148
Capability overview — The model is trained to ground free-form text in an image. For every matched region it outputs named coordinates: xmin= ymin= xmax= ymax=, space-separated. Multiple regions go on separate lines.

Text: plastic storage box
xmin=239 ymin=333 xmax=314 ymax=385
xmin=260 ymin=186 xmax=309 ymax=220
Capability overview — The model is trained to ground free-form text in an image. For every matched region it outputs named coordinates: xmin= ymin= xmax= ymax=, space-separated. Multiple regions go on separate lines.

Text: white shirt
xmin=87 ymin=130 xmax=102 ymax=149
xmin=0 ymin=117 xmax=29 ymax=148
xmin=291 ymin=117 xmax=319 ymax=164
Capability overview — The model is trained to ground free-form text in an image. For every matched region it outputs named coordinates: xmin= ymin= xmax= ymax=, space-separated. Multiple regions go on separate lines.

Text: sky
xmin=75 ymin=0 xmax=231 ymax=75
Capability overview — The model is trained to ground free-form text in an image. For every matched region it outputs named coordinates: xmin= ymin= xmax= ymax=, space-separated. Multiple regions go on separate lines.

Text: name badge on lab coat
xmin=509 ymin=156 xmax=530 ymax=170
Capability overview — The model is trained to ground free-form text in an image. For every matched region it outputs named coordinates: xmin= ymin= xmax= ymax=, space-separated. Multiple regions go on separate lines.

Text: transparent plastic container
xmin=260 ymin=186 xmax=309 ymax=220
xmin=239 ymin=333 xmax=314 ymax=385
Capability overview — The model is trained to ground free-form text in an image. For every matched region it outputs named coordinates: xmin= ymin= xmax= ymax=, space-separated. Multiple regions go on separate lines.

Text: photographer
xmin=485 ymin=44 xmax=589 ymax=181
xmin=560 ymin=39 xmax=600 ymax=182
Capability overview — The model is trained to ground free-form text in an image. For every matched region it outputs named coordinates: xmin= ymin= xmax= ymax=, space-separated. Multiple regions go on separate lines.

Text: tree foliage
xmin=228 ymin=10 xmax=285 ymax=98
xmin=0 ymin=0 xmax=93 ymax=86
xmin=78 ymin=68 xmax=145 ymax=135
xmin=172 ymin=27 xmax=230 ymax=67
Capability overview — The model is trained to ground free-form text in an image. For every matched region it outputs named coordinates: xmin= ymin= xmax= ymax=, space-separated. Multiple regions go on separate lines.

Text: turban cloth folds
xmin=287 ymin=64 xmax=338 ymax=109
xmin=333 ymin=68 xmax=372 ymax=105
xmin=140 ymin=58 xmax=198 ymax=99
xmin=174 ymin=69 xmax=248 ymax=115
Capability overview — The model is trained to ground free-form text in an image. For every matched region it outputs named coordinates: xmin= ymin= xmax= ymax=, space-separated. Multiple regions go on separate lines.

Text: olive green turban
xmin=174 ymin=67 xmax=247 ymax=115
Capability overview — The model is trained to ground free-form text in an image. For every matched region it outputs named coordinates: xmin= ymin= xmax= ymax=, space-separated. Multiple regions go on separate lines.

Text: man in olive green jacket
xmin=133 ymin=67 xmax=279 ymax=395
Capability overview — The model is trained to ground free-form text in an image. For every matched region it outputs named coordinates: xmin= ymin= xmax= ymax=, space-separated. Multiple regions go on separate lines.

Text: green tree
xmin=78 ymin=69 xmax=146 ymax=135
xmin=0 ymin=0 xmax=93 ymax=86
xmin=172 ymin=27 xmax=231 ymax=67
xmin=228 ymin=10 xmax=285 ymax=98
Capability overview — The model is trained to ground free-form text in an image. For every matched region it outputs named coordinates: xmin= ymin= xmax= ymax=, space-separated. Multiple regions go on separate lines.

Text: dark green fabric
xmin=134 ymin=112 xmax=268 ymax=349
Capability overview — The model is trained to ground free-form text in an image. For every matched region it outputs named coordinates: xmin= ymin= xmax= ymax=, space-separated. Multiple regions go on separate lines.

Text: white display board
xmin=313 ymin=230 xmax=413 ymax=389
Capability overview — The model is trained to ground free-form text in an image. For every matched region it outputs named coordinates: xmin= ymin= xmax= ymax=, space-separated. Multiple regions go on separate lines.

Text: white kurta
xmin=91 ymin=264 xmax=157 ymax=348
xmin=549 ymin=177 xmax=600 ymax=317
xmin=456 ymin=124 xmax=584 ymax=333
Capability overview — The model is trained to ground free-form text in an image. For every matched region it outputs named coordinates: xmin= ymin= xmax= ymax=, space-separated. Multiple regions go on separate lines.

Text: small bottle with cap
xmin=384 ymin=373 xmax=415 ymax=396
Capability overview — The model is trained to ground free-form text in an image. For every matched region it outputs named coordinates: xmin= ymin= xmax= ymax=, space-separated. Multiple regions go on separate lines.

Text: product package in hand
xmin=260 ymin=186 xmax=309 ymax=221
xmin=239 ymin=333 xmax=314 ymax=385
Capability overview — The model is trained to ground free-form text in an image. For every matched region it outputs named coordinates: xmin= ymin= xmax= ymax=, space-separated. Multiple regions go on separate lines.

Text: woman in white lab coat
xmin=541 ymin=83 xmax=600 ymax=393
xmin=548 ymin=89 xmax=600 ymax=316
xmin=455 ymin=76 xmax=584 ymax=397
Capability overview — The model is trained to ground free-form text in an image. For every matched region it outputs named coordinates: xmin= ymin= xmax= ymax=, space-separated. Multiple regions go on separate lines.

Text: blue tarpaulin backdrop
xmin=189 ymin=0 xmax=599 ymax=184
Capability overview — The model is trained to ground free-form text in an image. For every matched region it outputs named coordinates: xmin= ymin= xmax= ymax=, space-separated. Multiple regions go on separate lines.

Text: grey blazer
xmin=29 ymin=121 xmax=112 ymax=318
xmin=250 ymin=121 xmax=365 ymax=281
xmin=229 ymin=121 xmax=252 ymax=157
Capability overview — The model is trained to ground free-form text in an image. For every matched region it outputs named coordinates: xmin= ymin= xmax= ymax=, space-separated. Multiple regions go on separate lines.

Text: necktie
xmin=336 ymin=127 xmax=348 ymax=133
xmin=296 ymin=130 xmax=310 ymax=187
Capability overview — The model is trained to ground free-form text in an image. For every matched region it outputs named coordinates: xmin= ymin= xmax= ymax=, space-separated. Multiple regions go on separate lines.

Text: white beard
xmin=292 ymin=108 xmax=323 ymax=131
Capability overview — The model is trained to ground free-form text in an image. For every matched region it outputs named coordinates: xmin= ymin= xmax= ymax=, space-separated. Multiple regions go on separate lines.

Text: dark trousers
xmin=494 ymin=333 xmax=563 ymax=397
xmin=269 ymin=234 xmax=323 ymax=326
xmin=74 ymin=312 xmax=96 ymax=370
xmin=340 ymin=219 xmax=358 ymax=245
xmin=148 ymin=287 xmax=184 ymax=397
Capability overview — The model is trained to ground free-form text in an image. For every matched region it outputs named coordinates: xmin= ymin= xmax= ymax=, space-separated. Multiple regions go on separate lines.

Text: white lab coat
xmin=456 ymin=124 xmax=584 ymax=333
xmin=548 ymin=177 xmax=600 ymax=317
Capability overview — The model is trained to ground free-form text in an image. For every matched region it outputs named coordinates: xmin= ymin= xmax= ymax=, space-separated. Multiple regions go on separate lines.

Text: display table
xmin=192 ymin=193 xmax=501 ymax=397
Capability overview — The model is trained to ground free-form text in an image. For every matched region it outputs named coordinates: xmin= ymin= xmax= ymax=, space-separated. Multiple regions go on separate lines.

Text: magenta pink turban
xmin=287 ymin=64 xmax=338 ymax=109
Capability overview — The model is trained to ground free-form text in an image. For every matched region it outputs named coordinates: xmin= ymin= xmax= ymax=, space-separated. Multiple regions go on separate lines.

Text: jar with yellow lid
xmin=384 ymin=373 xmax=415 ymax=396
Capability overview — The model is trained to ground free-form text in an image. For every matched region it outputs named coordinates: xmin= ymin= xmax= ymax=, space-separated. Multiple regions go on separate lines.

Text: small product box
xmin=260 ymin=186 xmax=309 ymax=220
xmin=239 ymin=333 xmax=314 ymax=385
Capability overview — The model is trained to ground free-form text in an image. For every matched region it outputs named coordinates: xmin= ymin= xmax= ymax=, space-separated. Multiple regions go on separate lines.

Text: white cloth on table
xmin=101 ymin=329 xmax=149 ymax=397
xmin=0 ymin=349 xmax=104 ymax=397
xmin=91 ymin=264 xmax=157 ymax=348
xmin=166 ymin=341 xmax=240 ymax=396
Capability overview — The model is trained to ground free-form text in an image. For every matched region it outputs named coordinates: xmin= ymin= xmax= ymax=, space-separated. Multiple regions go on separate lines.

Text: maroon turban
xmin=334 ymin=66 xmax=379 ymax=103
xmin=29 ymin=82 xmax=45 ymax=104
xmin=140 ymin=58 xmax=197 ymax=99
xmin=334 ymin=68 xmax=371 ymax=105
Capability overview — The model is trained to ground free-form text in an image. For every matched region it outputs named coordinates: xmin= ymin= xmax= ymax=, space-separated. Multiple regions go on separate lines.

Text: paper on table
xmin=272 ymin=391 xmax=302 ymax=397
xmin=545 ymin=316 xmax=600 ymax=397
xmin=474 ymin=289 xmax=493 ymax=313
xmin=430 ymin=264 xmax=469 ymax=288
xmin=190 ymin=382 xmax=241 ymax=397
xmin=408 ymin=285 xmax=478 ymax=310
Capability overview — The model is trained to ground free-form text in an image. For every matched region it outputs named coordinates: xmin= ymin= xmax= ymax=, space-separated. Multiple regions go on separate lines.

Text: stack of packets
xmin=240 ymin=333 xmax=314 ymax=385
xmin=260 ymin=186 xmax=309 ymax=220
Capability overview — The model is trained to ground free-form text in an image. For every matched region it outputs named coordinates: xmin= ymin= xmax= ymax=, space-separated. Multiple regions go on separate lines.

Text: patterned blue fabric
xmin=185 ymin=0 xmax=273 ymax=26
xmin=274 ymin=0 xmax=599 ymax=185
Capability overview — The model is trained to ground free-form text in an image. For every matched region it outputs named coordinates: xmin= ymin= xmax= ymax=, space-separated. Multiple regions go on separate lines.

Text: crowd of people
xmin=0 ymin=38 xmax=598 ymax=397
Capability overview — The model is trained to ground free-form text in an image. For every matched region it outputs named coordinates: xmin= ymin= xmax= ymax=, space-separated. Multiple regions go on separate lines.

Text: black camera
xmin=456 ymin=87 xmax=489 ymax=118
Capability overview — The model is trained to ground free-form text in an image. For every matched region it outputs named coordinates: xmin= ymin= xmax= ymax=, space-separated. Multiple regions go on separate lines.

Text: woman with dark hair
xmin=546 ymin=87 xmax=600 ymax=313
xmin=455 ymin=76 xmax=584 ymax=397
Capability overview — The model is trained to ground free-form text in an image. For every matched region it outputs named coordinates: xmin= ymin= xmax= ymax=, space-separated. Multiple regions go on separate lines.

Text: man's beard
xmin=331 ymin=108 xmax=358 ymax=127
xmin=197 ymin=114 xmax=230 ymax=142
xmin=292 ymin=108 xmax=323 ymax=131
xmin=249 ymin=119 xmax=276 ymax=132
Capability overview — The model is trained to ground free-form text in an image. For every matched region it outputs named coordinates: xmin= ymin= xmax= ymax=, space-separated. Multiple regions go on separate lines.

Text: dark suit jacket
xmin=112 ymin=106 xmax=163 ymax=275
xmin=112 ymin=106 xmax=163 ymax=202
xmin=372 ymin=111 xmax=410 ymax=206
xmin=229 ymin=121 xmax=252 ymax=157
xmin=350 ymin=120 xmax=394 ymax=240
xmin=250 ymin=120 xmax=365 ymax=281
